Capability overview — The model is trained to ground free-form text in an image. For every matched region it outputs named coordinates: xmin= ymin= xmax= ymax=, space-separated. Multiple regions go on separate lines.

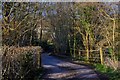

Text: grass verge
xmin=94 ymin=63 xmax=120 ymax=80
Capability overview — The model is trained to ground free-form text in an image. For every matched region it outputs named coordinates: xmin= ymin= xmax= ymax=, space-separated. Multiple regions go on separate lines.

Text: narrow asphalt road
xmin=41 ymin=53 xmax=100 ymax=80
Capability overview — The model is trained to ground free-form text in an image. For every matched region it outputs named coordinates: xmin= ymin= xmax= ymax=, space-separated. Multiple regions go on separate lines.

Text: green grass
xmin=94 ymin=63 xmax=120 ymax=80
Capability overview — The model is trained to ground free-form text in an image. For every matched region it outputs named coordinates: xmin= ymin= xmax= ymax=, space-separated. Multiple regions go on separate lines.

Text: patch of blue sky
xmin=42 ymin=10 xmax=47 ymax=17
xmin=42 ymin=9 xmax=57 ymax=17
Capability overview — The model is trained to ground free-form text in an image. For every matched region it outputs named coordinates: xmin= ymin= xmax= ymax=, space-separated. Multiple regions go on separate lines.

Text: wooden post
xmin=79 ymin=50 xmax=81 ymax=59
xmin=100 ymin=47 xmax=104 ymax=65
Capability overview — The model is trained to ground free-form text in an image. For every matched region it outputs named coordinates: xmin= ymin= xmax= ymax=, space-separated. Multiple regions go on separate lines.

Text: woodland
xmin=1 ymin=2 xmax=120 ymax=80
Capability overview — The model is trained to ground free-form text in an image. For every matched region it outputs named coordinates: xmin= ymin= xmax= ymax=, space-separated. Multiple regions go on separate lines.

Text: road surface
xmin=41 ymin=53 xmax=100 ymax=80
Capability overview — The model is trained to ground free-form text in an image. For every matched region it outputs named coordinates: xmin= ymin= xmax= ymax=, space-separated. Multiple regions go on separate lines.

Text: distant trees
xmin=74 ymin=3 xmax=98 ymax=61
xmin=2 ymin=2 xmax=119 ymax=63
xmin=97 ymin=3 xmax=119 ymax=62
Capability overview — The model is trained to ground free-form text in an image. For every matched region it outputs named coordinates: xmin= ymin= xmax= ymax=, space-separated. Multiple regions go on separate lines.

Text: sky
xmin=0 ymin=1 xmax=119 ymax=19
xmin=1 ymin=0 xmax=120 ymax=2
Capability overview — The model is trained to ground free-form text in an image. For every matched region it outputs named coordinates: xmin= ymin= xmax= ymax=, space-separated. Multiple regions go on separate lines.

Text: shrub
xmin=2 ymin=46 xmax=42 ymax=80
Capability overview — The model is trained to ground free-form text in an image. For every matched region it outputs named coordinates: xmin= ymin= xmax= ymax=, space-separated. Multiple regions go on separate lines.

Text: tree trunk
xmin=68 ymin=35 xmax=72 ymax=57
xmin=112 ymin=20 xmax=116 ymax=61
xmin=73 ymin=33 xmax=76 ymax=58
xmin=30 ymin=30 xmax=32 ymax=46
xmin=40 ymin=17 xmax=42 ymax=41
xmin=100 ymin=47 xmax=104 ymax=65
